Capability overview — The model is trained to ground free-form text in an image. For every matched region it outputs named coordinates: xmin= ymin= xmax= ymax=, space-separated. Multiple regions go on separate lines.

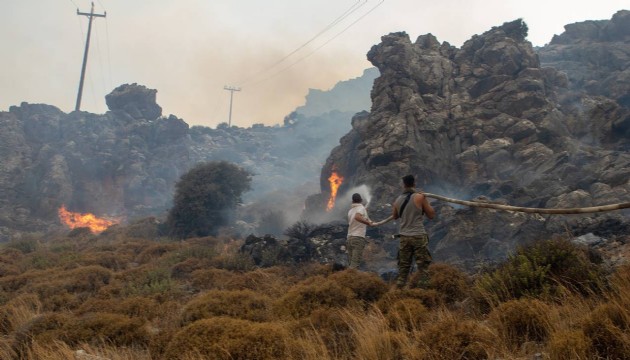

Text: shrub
xmin=383 ymin=298 xmax=428 ymax=331
xmin=424 ymin=262 xmax=471 ymax=303
xmin=583 ymin=303 xmax=630 ymax=359
xmin=190 ymin=268 xmax=238 ymax=290
xmin=376 ymin=289 xmax=441 ymax=312
xmin=488 ymin=298 xmax=552 ymax=348
xmin=209 ymin=253 xmax=256 ymax=271
xmin=283 ymin=220 xmax=315 ymax=241
xmin=474 ymin=237 xmax=604 ymax=306
xmin=5 ymin=237 xmax=38 ymax=254
xmin=119 ymin=266 xmax=177 ymax=298
xmin=181 ymin=290 xmax=272 ymax=324
xmin=548 ymin=329 xmax=589 ymax=359
xmin=417 ymin=317 xmax=496 ymax=359
xmin=0 ymin=294 xmax=41 ymax=334
xmin=164 ymin=317 xmax=290 ymax=360
xmin=13 ymin=312 xmax=72 ymax=357
xmin=60 ymin=312 xmax=149 ymax=347
xmin=135 ymin=243 xmax=178 ymax=264
xmin=300 ymin=308 xmax=354 ymax=357
xmin=166 ymin=161 xmax=252 ymax=238
xmin=78 ymin=297 xmax=161 ymax=320
xmin=273 ymin=276 xmax=358 ymax=319
xmin=329 ymin=269 xmax=389 ymax=303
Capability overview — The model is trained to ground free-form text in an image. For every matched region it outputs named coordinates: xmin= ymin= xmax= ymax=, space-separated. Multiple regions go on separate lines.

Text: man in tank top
xmin=391 ymin=174 xmax=436 ymax=288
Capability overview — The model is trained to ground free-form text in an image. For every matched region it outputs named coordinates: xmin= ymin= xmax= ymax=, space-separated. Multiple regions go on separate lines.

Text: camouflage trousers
xmin=347 ymin=236 xmax=367 ymax=269
xmin=396 ymin=234 xmax=432 ymax=288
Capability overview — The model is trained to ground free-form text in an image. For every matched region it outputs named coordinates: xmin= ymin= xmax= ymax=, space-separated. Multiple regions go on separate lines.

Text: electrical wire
xmin=237 ymin=0 xmax=367 ymax=86
xmin=249 ymin=0 xmax=385 ymax=86
xmin=94 ymin=22 xmax=107 ymax=96
xmin=104 ymin=18 xmax=114 ymax=91
xmin=67 ymin=0 xmax=79 ymax=10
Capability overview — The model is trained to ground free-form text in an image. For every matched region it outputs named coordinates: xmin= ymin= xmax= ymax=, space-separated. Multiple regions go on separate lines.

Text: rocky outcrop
xmin=316 ymin=16 xmax=630 ymax=268
xmin=539 ymin=10 xmax=630 ymax=108
xmin=294 ymin=67 xmax=378 ymax=117
xmin=105 ymin=83 xmax=162 ymax=121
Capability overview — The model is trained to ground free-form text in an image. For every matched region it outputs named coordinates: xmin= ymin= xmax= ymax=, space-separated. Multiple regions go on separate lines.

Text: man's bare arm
xmin=355 ymin=213 xmax=373 ymax=226
xmin=391 ymin=202 xmax=399 ymax=220
xmin=414 ymin=193 xmax=436 ymax=219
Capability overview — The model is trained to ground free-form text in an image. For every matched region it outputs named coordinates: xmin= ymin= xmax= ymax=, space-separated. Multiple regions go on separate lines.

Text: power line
xmin=104 ymin=18 xmax=114 ymax=90
xmin=94 ymin=22 xmax=107 ymax=95
xmin=67 ymin=0 xmax=79 ymax=10
xmin=237 ymin=0 xmax=367 ymax=86
xmin=250 ymin=0 xmax=385 ymax=86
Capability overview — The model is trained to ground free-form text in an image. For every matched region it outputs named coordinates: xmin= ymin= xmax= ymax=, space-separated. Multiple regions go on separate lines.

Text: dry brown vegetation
xmin=0 ymin=230 xmax=628 ymax=359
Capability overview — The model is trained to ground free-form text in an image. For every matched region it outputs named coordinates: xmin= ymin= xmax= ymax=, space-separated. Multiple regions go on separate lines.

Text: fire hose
xmin=371 ymin=193 xmax=630 ymax=226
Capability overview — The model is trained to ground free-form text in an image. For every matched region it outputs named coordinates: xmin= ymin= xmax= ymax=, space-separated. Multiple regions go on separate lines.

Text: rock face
xmin=540 ymin=10 xmax=630 ymax=109
xmin=294 ymin=67 xmax=379 ymax=117
xmin=317 ymin=16 xmax=630 ymax=268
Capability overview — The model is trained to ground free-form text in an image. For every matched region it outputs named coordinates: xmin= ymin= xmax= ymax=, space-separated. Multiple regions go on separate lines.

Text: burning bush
xmin=164 ymin=317 xmax=290 ymax=360
xmin=166 ymin=161 xmax=252 ymax=238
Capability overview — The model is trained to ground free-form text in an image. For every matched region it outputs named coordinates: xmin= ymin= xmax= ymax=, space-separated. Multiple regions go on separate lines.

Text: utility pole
xmin=223 ymin=85 xmax=241 ymax=127
xmin=75 ymin=2 xmax=106 ymax=112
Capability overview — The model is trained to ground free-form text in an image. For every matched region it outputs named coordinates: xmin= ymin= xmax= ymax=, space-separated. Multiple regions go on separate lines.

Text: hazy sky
xmin=1 ymin=1 xmax=627 ymax=127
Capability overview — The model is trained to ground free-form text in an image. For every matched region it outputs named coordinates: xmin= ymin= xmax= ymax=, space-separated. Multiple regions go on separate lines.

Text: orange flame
xmin=326 ymin=171 xmax=344 ymax=211
xmin=58 ymin=205 xmax=118 ymax=234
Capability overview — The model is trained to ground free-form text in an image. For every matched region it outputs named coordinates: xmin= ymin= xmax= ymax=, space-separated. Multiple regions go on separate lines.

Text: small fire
xmin=326 ymin=171 xmax=344 ymax=211
xmin=58 ymin=205 xmax=118 ymax=234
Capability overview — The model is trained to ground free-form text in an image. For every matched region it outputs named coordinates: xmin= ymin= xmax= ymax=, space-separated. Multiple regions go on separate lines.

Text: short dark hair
xmin=352 ymin=193 xmax=362 ymax=203
xmin=402 ymin=174 xmax=415 ymax=187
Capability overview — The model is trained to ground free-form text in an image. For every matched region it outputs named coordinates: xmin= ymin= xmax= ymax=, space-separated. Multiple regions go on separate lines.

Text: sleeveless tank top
xmin=394 ymin=190 xmax=427 ymax=236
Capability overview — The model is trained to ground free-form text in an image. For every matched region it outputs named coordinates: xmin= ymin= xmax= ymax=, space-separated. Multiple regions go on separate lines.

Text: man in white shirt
xmin=347 ymin=193 xmax=373 ymax=269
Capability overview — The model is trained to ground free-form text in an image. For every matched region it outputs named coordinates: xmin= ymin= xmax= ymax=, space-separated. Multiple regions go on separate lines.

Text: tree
xmin=166 ymin=161 xmax=252 ymax=238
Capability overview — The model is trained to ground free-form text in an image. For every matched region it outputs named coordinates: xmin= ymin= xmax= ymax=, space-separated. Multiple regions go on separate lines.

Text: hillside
xmin=0 ymin=67 xmax=377 ymax=240
xmin=0 ymin=228 xmax=628 ymax=359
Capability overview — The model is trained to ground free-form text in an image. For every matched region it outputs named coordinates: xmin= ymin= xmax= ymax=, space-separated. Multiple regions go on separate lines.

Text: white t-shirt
xmin=347 ymin=203 xmax=369 ymax=238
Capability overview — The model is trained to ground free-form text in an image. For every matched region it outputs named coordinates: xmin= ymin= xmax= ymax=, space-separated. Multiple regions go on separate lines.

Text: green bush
xmin=166 ymin=161 xmax=252 ymax=238
xmin=474 ymin=237 xmax=604 ymax=306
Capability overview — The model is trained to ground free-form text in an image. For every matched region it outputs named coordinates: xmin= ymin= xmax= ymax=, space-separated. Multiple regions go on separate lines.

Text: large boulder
xmin=105 ymin=83 xmax=162 ymax=121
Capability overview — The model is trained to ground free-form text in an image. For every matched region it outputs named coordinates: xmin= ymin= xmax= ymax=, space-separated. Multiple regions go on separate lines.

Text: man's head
xmin=402 ymin=174 xmax=415 ymax=188
xmin=352 ymin=193 xmax=363 ymax=204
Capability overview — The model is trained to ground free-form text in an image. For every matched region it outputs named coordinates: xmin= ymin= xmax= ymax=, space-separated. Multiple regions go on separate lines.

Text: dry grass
xmin=0 ymin=232 xmax=628 ymax=359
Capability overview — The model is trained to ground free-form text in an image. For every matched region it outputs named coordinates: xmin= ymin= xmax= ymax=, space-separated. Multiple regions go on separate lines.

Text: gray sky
xmin=1 ymin=1 xmax=627 ymax=127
